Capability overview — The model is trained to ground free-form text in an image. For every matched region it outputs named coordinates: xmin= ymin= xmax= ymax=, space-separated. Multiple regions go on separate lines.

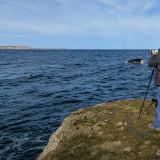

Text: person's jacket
xmin=148 ymin=54 xmax=160 ymax=86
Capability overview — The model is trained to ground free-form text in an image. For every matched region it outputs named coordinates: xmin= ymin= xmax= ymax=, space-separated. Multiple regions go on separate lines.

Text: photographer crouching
xmin=148 ymin=49 xmax=160 ymax=131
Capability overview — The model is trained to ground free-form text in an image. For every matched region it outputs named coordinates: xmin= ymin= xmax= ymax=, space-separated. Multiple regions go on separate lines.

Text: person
xmin=148 ymin=49 xmax=160 ymax=131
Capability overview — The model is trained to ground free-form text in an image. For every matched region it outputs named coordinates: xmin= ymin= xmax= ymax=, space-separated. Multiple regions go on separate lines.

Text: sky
xmin=0 ymin=0 xmax=160 ymax=49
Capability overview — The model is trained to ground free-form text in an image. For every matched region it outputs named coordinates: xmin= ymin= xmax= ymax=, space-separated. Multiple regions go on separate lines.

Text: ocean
xmin=0 ymin=49 xmax=156 ymax=160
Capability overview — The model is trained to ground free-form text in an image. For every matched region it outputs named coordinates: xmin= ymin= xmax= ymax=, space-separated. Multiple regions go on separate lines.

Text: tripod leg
xmin=138 ymin=69 xmax=154 ymax=119
xmin=140 ymin=102 xmax=154 ymax=118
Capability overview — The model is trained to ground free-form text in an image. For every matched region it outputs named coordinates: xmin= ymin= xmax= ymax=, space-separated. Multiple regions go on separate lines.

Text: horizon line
xmin=0 ymin=46 xmax=151 ymax=50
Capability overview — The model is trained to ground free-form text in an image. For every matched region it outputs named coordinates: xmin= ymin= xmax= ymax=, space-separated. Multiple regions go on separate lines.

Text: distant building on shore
xmin=0 ymin=46 xmax=32 ymax=49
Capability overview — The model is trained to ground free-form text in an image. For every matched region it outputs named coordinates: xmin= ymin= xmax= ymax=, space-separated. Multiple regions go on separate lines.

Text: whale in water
xmin=126 ymin=58 xmax=144 ymax=64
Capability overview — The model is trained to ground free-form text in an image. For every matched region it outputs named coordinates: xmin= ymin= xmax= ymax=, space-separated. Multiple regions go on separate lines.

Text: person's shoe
xmin=148 ymin=123 xmax=160 ymax=131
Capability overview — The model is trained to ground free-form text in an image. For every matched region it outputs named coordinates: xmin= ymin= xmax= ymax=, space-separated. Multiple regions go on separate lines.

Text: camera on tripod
xmin=151 ymin=49 xmax=158 ymax=55
xmin=151 ymin=49 xmax=160 ymax=55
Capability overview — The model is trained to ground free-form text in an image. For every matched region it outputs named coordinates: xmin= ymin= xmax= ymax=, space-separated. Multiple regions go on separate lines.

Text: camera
xmin=151 ymin=49 xmax=159 ymax=55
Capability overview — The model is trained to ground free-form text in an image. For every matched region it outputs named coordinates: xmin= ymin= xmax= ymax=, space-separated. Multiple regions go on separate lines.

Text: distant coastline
xmin=0 ymin=46 xmax=150 ymax=50
xmin=0 ymin=46 xmax=32 ymax=50
xmin=0 ymin=46 xmax=67 ymax=50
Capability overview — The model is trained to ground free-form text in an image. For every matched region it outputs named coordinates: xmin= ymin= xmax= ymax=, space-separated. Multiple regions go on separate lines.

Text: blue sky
xmin=0 ymin=0 xmax=160 ymax=49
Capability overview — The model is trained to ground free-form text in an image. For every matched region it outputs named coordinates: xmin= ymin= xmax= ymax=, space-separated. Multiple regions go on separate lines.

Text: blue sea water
xmin=0 ymin=49 xmax=156 ymax=160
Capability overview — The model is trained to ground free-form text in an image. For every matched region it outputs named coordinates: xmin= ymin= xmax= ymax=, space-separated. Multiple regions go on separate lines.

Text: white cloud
xmin=0 ymin=0 xmax=160 ymax=39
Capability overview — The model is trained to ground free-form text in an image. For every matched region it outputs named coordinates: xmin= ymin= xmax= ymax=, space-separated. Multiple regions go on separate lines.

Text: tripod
xmin=138 ymin=69 xmax=155 ymax=119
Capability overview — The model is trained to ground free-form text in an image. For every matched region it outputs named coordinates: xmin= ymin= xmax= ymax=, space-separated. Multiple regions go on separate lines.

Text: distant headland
xmin=0 ymin=46 xmax=32 ymax=49
xmin=0 ymin=46 xmax=68 ymax=50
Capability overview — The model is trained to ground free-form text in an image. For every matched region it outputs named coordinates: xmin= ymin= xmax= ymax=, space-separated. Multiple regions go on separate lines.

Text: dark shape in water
xmin=127 ymin=58 xmax=144 ymax=64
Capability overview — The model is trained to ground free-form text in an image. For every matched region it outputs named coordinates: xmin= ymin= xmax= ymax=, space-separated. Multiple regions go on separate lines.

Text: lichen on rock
xmin=37 ymin=99 xmax=160 ymax=160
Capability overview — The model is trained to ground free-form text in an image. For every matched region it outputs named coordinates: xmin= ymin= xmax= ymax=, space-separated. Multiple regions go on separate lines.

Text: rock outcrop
xmin=37 ymin=99 xmax=160 ymax=160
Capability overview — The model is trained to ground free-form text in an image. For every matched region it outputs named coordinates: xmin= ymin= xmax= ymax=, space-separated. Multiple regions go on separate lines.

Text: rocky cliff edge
xmin=37 ymin=99 xmax=160 ymax=160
